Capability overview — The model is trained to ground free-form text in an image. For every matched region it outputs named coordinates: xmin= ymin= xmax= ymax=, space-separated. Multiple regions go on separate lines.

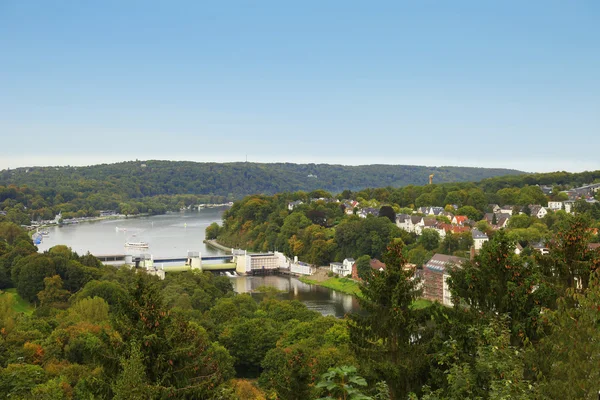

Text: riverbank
xmin=203 ymin=239 xmax=233 ymax=253
xmin=298 ymin=276 xmax=433 ymax=309
xmin=299 ymin=276 xmax=362 ymax=296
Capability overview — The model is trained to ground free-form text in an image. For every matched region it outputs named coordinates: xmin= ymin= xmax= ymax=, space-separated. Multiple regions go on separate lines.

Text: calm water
xmin=37 ymin=208 xmax=228 ymax=258
xmin=231 ymin=275 xmax=360 ymax=318
xmin=37 ymin=207 xmax=360 ymax=317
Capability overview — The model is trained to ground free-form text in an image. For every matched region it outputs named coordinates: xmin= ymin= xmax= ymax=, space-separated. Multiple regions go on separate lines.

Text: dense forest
xmin=0 ymin=160 xmax=522 ymax=200
xmin=1 ymin=218 xmax=599 ymax=399
xmin=2 ymin=161 xmax=599 ymax=227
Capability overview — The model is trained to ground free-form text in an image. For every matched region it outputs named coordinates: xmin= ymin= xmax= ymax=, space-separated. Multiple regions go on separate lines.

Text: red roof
xmin=454 ymin=215 xmax=468 ymax=224
xmin=439 ymin=223 xmax=471 ymax=234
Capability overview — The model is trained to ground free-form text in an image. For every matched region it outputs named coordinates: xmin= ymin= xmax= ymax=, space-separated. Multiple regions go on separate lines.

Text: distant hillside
xmin=0 ymin=161 xmax=524 ymax=199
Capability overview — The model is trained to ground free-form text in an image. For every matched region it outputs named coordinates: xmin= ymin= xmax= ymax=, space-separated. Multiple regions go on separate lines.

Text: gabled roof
xmin=396 ymin=213 xmax=411 ymax=221
xmin=429 ymin=207 xmax=445 ymax=215
xmin=411 ymin=216 xmax=424 ymax=224
xmin=472 ymin=228 xmax=488 ymax=240
xmin=453 ymin=215 xmax=468 ymax=224
xmin=423 ymin=217 xmax=438 ymax=227
xmin=424 ymin=254 xmax=465 ymax=272
xmin=369 ymin=259 xmax=386 ymax=270
xmin=439 ymin=223 xmax=470 ymax=234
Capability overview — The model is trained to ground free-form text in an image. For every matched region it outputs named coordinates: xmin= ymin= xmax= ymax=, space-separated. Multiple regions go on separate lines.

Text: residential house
xmin=0 ymin=211 xmax=6 ymax=216
xmin=472 ymin=228 xmax=489 ymax=250
xmin=529 ymin=205 xmax=548 ymax=219
xmin=358 ymin=208 xmax=379 ymax=219
xmin=428 ymin=207 xmax=445 ymax=216
xmin=451 ymin=215 xmax=468 ymax=225
xmin=496 ymin=214 xmax=510 ymax=229
xmin=498 ymin=206 xmax=514 ymax=216
xmin=531 ymin=242 xmax=549 ymax=255
xmin=422 ymin=218 xmax=446 ymax=238
xmin=416 ymin=207 xmax=429 ymax=215
xmin=488 ymin=204 xmax=501 ymax=213
xmin=547 ymin=201 xmax=563 ymax=211
xmin=351 ymin=258 xmax=386 ymax=280
xmin=395 ymin=214 xmax=412 ymax=230
xmin=342 ymin=200 xmax=359 ymax=215
xmin=287 ymin=200 xmax=304 ymax=211
xmin=421 ymin=254 xmax=465 ymax=306
xmin=563 ymin=200 xmax=575 ymax=213
xmin=329 ymin=262 xmax=344 ymax=275
xmin=439 ymin=223 xmax=471 ymax=235
xmin=330 ymin=258 xmax=355 ymax=277
xmin=441 ymin=211 xmax=455 ymax=220
xmin=396 ymin=215 xmax=424 ymax=234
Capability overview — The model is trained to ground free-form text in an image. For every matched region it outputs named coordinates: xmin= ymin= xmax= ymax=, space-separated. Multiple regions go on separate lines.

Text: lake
xmin=37 ymin=207 xmax=360 ymax=317
xmin=37 ymin=208 xmax=229 ymax=258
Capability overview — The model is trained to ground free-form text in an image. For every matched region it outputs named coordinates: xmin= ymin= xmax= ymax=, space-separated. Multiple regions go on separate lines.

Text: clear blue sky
xmin=1 ymin=1 xmax=598 ymax=172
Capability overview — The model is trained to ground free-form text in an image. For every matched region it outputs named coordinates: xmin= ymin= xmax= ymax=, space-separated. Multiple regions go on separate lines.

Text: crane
xmin=429 ymin=174 xmax=434 ymax=185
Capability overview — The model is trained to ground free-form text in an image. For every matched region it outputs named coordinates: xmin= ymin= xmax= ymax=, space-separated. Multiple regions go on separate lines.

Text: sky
xmin=0 ymin=1 xmax=599 ymax=173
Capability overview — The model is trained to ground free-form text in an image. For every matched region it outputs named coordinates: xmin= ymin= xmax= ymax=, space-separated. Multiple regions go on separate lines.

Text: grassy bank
xmin=1 ymin=288 xmax=34 ymax=314
xmin=299 ymin=276 xmax=362 ymax=296
xmin=298 ymin=276 xmax=434 ymax=309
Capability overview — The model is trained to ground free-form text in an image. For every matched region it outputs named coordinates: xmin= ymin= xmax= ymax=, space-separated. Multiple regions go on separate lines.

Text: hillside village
xmin=285 ymin=182 xmax=600 ymax=306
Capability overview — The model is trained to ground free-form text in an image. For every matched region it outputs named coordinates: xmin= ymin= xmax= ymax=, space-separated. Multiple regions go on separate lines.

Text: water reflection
xmin=230 ymin=275 xmax=360 ymax=318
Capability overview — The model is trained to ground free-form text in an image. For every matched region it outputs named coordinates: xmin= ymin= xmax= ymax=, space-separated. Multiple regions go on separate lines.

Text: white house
xmin=547 ymin=201 xmax=563 ymax=211
xmin=564 ymin=201 xmax=575 ymax=213
xmin=330 ymin=258 xmax=355 ymax=277
xmin=396 ymin=215 xmax=424 ymax=233
xmin=498 ymin=206 xmax=514 ymax=216
xmin=529 ymin=205 xmax=548 ymax=219
xmin=472 ymin=228 xmax=489 ymax=250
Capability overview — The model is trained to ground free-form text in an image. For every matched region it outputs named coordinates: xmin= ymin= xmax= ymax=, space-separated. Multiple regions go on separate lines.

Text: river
xmin=36 ymin=208 xmax=360 ymax=318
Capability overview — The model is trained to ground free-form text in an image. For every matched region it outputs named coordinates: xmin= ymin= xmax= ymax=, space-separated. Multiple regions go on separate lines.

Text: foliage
xmin=349 ymin=240 xmax=427 ymax=398
xmin=355 ymin=255 xmax=373 ymax=281
xmin=448 ymin=230 xmax=554 ymax=343
xmin=531 ymin=271 xmax=600 ymax=399
xmin=316 ymin=365 xmax=371 ymax=400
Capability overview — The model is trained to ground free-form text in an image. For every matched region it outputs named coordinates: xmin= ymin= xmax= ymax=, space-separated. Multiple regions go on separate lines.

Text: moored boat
xmin=125 ymin=241 xmax=149 ymax=248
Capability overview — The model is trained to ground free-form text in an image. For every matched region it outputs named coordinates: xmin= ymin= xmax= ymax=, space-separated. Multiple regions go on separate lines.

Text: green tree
xmin=417 ymin=229 xmax=440 ymax=251
xmin=349 ymin=240 xmax=426 ymax=398
xmin=537 ymin=214 xmax=600 ymax=290
xmin=37 ymin=275 xmax=70 ymax=309
xmin=418 ymin=319 xmax=534 ymax=400
xmin=456 ymin=206 xmax=482 ymax=221
xmin=219 ymin=317 xmax=280 ymax=377
xmin=407 ymin=246 xmax=432 ymax=268
xmin=355 ymin=255 xmax=372 ymax=280
xmin=316 ymin=366 xmax=371 ymax=400
xmin=378 ymin=206 xmax=396 ymax=223
xmin=67 ymin=296 xmax=110 ymax=324
xmin=448 ymin=230 xmax=553 ymax=343
xmin=206 ymin=222 xmax=221 ymax=240
xmin=12 ymin=253 xmax=56 ymax=303
xmin=112 ymin=342 xmax=157 ymax=400
xmin=532 ymin=271 xmax=600 ymax=400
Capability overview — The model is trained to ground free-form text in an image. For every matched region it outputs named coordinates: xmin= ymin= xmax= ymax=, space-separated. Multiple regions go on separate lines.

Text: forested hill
xmin=0 ymin=161 xmax=523 ymax=199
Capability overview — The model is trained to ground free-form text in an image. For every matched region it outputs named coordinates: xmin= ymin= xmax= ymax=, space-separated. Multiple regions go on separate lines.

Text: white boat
xmin=125 ymin=241 xmax=149 ymax=248
xmin=116 ymin=227 xmax=127 ymax=232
